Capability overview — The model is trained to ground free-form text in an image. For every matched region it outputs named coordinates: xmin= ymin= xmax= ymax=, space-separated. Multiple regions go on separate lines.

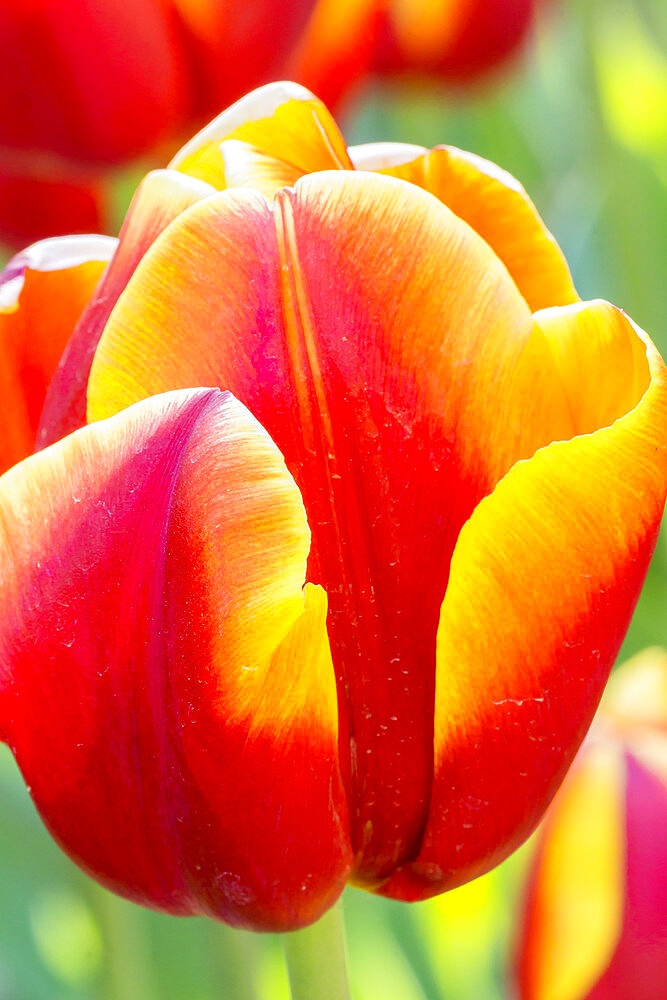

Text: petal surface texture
xmin=37 ymin=170 xmax=215 ymax=449
xmin=0 ymin=388 xmax=350 ymax=930
xmin=173 ymin=88 xmax=577 ymax=316
xmin=85 ymin=173 xmax=667 ymax=886
xmin=0 ymin=235 xmax=115 ymax=473
xmin=349 ymin=142 xmax=578 ymax=312
xmin=381 ymin=302 xmax=667 ymax=900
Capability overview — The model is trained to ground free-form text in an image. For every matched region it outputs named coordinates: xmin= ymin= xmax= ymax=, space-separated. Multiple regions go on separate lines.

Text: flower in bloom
xmin=516 ymin=648 xmax=667 ymax=1000
xmin=0 ymin=83 xmax=666 ymax=931
xmin=0 ymin=0 xmax=316 ymax=247
xmin=289 ymin=0 xmax=542 ymax=110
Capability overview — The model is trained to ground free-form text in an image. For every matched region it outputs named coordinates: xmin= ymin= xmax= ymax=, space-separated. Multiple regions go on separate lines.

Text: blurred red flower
xmin=1 ymin=1 xmax=546 ymax=249
xmin=290 ymin=0 xmax=542 ymax=110
xmin=516 ymin=649 xmax=667 ymax=1000
xmin=0 ymin=0 xmax=316 ymax=247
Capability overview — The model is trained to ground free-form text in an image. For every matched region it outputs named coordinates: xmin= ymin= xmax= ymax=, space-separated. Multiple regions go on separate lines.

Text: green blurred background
xmin=1 ymin=0 xmax=665 ymax=997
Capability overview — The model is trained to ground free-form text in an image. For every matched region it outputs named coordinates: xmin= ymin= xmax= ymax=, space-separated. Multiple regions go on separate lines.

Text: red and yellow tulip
xmin=290 ymin=0 xmax=542 ymax=110
xmin=0 ymin=0 xmax=316 ymax=247
xmin=516 ymin=648 xmax=667 ymax=1000
xmin=0 ymin=83 xmax=665 ymax=931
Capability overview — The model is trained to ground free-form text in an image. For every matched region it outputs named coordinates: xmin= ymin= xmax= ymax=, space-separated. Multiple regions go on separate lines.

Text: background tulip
xmin=0 ymin=0 xmax=317 ymax=249
xmin=516 ymin=648 xmax=667 ymax=1000
xmin=0 ymin=84 xmax=665 ymax=941
xmin=0 ymin=0 xmax=546 ymax=253
xmin=290 ymin=0 xmax=542 ymax=111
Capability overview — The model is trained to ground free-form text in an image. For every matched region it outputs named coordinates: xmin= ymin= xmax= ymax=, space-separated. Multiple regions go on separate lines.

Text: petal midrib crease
xmin=272 ymin=187 xmax=437 ymax=882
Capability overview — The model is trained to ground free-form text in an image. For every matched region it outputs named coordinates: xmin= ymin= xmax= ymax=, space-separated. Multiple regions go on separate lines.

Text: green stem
xmin=282 ymin=901 xmax=352 ymax=1000
xmin=94 ymin=887 xmax=153 ymax=1000
xmin=210 ymin=923 xmax=262 ymax=1000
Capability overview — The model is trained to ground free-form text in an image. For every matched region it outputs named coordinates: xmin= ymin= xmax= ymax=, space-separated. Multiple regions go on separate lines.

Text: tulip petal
xmin=380 ymin=302 xmax=667 ymax=900
xmin=169 ymin=81 xmax=351 ymax=188
xmin=516 ymin=743 xmax=626 ymax=1000
xmin=87 ymin=171 xmax=598 ymax=882
xmin=0 ymin=234 xmax=115 ymax=473
xmin=37 ymin=169 xmax=215 ymax=449
xmin=218 ymin=139 xmax=312 ymax=199
xmin=349 ymin=142 xmax=578 ymax=311
xmin=0 ymin=387 xmax=350 ymax=930
xmin=349 ymin=141 xmax=430 ymax=171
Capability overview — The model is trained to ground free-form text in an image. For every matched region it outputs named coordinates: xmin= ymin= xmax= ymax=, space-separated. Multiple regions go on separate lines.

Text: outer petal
xmin=0 ymin=234 xmax=115 ymax=473
xmin=169 ymin=81 xmax=351 ymax=189
xmin=37 ymin=169 xmax=215 ymax=449
xmin=381 ymin=302 xmax=667 ymax=900
xmin=349 ymin=142 xmax=578 ymax=311
xmin=88 ymin=172 xmax=597 ymax=882
xmin=0 ymin=388 xmax=350 ymax=930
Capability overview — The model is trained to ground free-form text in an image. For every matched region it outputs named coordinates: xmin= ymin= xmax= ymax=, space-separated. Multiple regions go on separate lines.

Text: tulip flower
xmin=0 ymin=0 xmax=316 ymax=248
xmin=516 ymin=648 xmax=667 ymax=1000
xmin=0 ymin=83 xmax=666 ymax=934
xmin=290 ymin=0 xmax=542 ymax=110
